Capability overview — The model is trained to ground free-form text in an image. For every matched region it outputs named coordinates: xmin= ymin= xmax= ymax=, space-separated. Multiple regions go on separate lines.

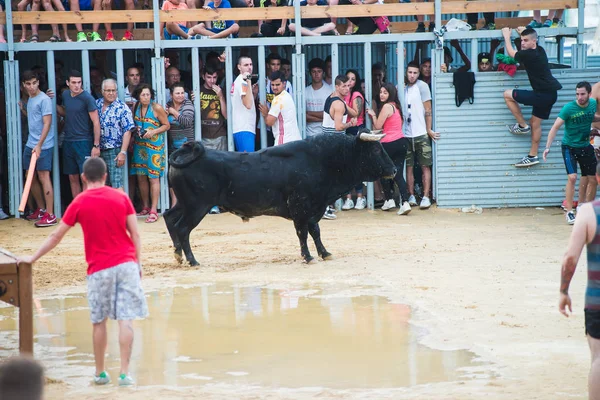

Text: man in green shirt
xmin=543 ymin=81 xmax=600 ymax=225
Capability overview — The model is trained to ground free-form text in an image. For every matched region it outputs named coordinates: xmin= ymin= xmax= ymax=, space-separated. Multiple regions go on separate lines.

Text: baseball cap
xmin=478 ymin=52 xmax=491 ymax=64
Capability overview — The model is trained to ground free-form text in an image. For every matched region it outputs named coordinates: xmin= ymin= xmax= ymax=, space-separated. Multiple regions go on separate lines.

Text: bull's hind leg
xmin=293 ymin=220 xmax=314 ymax=263
xmin=308 ymin=221 xmax=332 ymax=260
xmin=178 ymin=205 xmax=212 ymax=266
xmin=164 ymin=204 xmax=184 ymax=264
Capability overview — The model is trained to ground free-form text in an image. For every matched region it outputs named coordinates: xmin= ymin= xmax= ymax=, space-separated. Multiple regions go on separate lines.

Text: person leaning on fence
xmin=0 ymin=356 xmax=45 ymax=400
xmin=96 ymin=79 xmax=134 ymax=192
xmin=501 ymin=26 xmax=562 ymax=168
xmin=17 ymin=157 xmax=148 ymax=387
xmin=130 ymin=84 xmax=170 ymax=223
xmin=200 ymin=65 xmax=228 ymax=151
xmin=231 ymin=56 xmax=257 ymax=152
xmin=160 ymin=0 xmax=207 ymax=40
xmin=20 ymin=70 xmax=57 ymax=227
xmin=259 ymin=71 xmax=302 ymax=146
xmin=367 ymin=82 xmax=412 ymax=216
xmin=305 ymin=58 xmax=331 ymax=138
xmin=288 ymin=0 xmax=337 ymax=36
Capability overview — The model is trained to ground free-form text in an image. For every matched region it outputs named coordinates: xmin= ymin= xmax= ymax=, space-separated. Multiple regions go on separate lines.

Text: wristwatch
xmin=93 ymin=144 xmax=100 ymax=149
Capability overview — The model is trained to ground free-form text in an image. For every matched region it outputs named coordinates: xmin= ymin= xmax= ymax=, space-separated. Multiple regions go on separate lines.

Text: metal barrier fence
xmin=1 ymin=0 xmax=588 ymax=215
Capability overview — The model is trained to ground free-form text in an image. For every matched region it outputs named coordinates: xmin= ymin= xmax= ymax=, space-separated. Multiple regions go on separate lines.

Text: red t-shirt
xmin=62 ymin=186 xmax=137 ymax=275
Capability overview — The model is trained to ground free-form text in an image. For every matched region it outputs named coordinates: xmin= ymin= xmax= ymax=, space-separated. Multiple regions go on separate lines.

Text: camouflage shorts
xmin=406 ymin=135 xmax=433 ymax=167
xmin=86 ymin=262 xmax=148 ymax=324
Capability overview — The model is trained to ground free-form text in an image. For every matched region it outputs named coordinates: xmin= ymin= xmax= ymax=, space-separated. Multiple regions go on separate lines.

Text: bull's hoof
xmin=320 ymin=252 xmax=333 ymax=260
xmin=188 ymin=259 xmax=200 ymax=267
xmin=304 ymin=256 xmax=316 ymax=264
xmin=174 ymin=251 xmax=183 ymax=264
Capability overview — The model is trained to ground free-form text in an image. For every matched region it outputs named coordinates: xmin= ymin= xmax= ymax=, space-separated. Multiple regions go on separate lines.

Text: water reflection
xmin=0 ymin=284 xmax=475 ymax=389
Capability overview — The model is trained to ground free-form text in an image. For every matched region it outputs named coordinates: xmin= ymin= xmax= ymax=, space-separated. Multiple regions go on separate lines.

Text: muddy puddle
xmin=0 ymin=283 xmax=481 ymax=389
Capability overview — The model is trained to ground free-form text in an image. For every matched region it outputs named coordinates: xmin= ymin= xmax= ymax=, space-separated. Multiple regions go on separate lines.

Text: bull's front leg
xmin=164 ymin=205 xmax=184 ymax=264
xmin=308 ymin=221 xmax=332 ymax=260
xmin=293 ymin=220 xmax=314 ymax=263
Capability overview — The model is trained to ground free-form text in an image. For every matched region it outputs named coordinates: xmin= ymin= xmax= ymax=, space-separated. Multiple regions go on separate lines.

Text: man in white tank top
xmin=322 ymin=74 xmax=357 ymax=135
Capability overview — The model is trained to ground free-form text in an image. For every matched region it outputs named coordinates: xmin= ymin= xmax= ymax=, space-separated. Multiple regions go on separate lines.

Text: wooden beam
xmin=441 ymin=0 xmax=577 ymax=13
xmin=11 ymin=10 xmax=154 ymax=24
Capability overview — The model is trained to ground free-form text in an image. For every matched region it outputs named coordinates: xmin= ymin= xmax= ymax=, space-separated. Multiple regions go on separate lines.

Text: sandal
xmin=136 ymin=207 xmax=151 ymax=216
xmin=47 ymin=35 xmax=61 ymax=42
xmin=145 ymin=211 xmax=159 ymax=223
xmin=28 ymin=34 xmax=39 ymax=43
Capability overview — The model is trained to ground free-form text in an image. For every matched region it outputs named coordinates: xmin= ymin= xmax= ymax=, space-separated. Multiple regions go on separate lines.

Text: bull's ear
xmin=359 ymin=132 xmax=386 ymax=142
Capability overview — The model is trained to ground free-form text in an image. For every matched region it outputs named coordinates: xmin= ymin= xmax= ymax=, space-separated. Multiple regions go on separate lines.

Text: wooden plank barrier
xmin=0 ymin=249 xmax=33 ymax=356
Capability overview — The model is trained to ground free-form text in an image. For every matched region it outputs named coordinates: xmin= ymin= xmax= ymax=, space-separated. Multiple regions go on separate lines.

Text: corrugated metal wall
xmin=434 ymin=68 xmax=600 ymax=208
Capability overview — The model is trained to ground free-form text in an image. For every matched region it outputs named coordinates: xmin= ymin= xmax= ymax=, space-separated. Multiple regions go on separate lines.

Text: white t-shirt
xmin=403 ymin=80 xmax=431 ymax=139
xmin=268 ymin=90 xmax=302 ymax=146
xmin=305 ymin=82 xmax=332 ymax=137
xmin=230 ymin=74 xmax=257 ymax=134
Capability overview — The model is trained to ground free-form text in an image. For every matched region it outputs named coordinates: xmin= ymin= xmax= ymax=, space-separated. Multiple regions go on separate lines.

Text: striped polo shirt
xmin=586 ymin=201 xmax=600 ymax=310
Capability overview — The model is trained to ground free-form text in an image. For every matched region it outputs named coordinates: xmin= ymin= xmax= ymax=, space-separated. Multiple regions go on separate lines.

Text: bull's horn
xmin=359 ymin=132 xmax=386 ymax=142
xmin=370 ymin=129 xmax=383 ymax=135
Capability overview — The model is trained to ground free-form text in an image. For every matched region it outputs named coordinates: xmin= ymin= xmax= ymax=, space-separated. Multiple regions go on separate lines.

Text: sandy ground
xmin=0 ymin=206 xmax=592 ymax=399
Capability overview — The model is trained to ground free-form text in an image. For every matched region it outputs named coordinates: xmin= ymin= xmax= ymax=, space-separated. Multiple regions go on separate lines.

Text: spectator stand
xmin=0 ymin=0 xmax=588 ymax=214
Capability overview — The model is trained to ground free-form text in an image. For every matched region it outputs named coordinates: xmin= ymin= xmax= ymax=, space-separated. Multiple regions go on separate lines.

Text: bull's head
xmin=356 ymin=128 xmax=397 ymax=180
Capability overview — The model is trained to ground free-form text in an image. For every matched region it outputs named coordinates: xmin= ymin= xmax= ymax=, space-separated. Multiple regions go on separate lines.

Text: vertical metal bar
xmin=397 ymin=41 xmax=405 ymax=107
xmin=470 ymin=38 xmax=478 ymax=71
xmin=363 ymin=42 xmax=375 ymax=211
xmin=431 ymin=46 xmax=442 ymax=201
xmin=151 ymin=56 xmax=169 ymax=213
xmin=81 ymin=50 xmax=91 ymax=93
xmin=225 ymin=46 xmax=234 ymax=152
xmin=46 ymin=51 xmax=62 ymax=218
xmin=293 ymin=0 xmax=302 ymax=54
xmin=577 ymin=0 xmax=585 ymax=44
xmin=153 ymin=0 xmax=161 ymax=57
xmin=5 ymin=0 xmax=14 ymax=61
xmin=258 ymin=45 xmax=267 ymax=149
xmin=294 ymin=53 xmax=306 ymax=139
xmin=4 ymin=61 xmax=18 ymax=216
xmin=331 ymin=43 xmax=339 ymax=80
xmin=191 ymin=48 xmax=202 ymax=141
xmin=434 ymin=0 xmax=442 ymax=30
xmin=115 ymin=49 xmax=129 ymax=196
xmin=557 ymin=37 xmax=564 ymax=65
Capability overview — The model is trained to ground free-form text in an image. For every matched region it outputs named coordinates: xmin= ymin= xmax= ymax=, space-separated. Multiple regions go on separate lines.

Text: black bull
xmin=164 ymin=131 xmax=397 ymax=266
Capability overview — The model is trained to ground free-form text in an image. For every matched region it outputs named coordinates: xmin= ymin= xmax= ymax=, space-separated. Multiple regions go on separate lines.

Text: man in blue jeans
xmin=58 ymin=70 xmax=101 ymax=197
xmin=230 ymin=56 xmax=257 ymax=152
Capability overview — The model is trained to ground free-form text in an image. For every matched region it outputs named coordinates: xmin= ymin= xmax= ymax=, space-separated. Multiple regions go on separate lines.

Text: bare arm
xmin=17 ymin=222 xmax=72 ymax=265
xmin=265 ymin=115 xmax=277 ymax=127
xmin=502 ymin=27 xmax=517 ymax=58
xmin=368 ymin=103 xmax=392 ymax=130
xmin=89 ymin=110 xmax=101 ymax=146
xmin=306 ymin=111 xmax=323 ymax=123
xmin=451 ymin=40 xmax=471 ymax=72
xmin=544 ymin=117 xmax=565 ymax=150
xmin=218 ymin=93 xmax=227 ymax=119
xmin=423 ymin=99 xmax=433 ymax=132
xmin=126 ymin=213 xmax=142 ymax=270
xmin=151 ymin=103 xmax=171 ymax=135
xmin=242 ymin=78 xmax=254 ymax=110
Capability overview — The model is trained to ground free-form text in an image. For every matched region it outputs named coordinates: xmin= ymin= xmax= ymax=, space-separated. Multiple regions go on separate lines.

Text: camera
xmin=131 ymin=126 xmax=147 ymax=138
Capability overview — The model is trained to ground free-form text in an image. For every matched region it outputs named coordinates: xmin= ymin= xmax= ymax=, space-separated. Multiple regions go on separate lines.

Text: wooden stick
xmin=19 ymin=152 xmax=38 ymax=214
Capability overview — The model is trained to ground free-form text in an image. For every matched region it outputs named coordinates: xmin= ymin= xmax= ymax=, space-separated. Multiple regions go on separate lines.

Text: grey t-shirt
xmin=62 ymin=90 xmax=97 ymax=141
xmin=26 ymin=91 xmax=55 ymax=151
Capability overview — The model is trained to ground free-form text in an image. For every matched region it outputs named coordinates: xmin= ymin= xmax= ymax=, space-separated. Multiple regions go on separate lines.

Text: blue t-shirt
xmin=26 ymin=91 xmax=55 ymax=151
xmin=62 ymin=90 xmax=97 ymax=141
xmin=207 ymin=0 xmax=234 ymax=31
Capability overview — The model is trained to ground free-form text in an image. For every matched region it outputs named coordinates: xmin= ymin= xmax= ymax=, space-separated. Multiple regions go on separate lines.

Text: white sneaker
xmin=342 ymin=198 xmax=354 ymax=210
xmin=323 ymin=206 xmax=337 ymax=220
xmin=94 ymin=371 xmax=111 ymax=385
xmin=566 ymin=211 xmax=576 ymax=225
xmin=354 ymin=197 xmax=366 ymax=210
xmin=381 ymin=199 xmax=396 ymax=211
xmin=118 ymin=373 xmax=135 ymax=386
xmin=420 ymin=196 xmax=431 ymax=209
xmin=0 ymin=209 xmax=8 ymax=220
xmin=408 ymin=195 xmax=418 ymax=206
xmin=397 ymin=201 xmax=412 ymax=215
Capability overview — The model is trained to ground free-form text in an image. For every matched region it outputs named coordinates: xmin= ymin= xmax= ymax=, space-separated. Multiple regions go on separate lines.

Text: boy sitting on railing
xmin=161 ymin=0 xmax=208 ymax=39
xmin=194 ymin=0 xmax=240 ymax=39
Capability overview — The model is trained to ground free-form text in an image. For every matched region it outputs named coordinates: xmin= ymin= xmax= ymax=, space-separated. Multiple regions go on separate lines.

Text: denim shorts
xmin=164 ymin=24 xmax=189 ymax=40
xmin=62 ymin=140 xmax=92 ymax=175
xmin=23 ymin=146 xmax=54 ymax=171
xmin=87 ymin=262 xmax=148 ymax=324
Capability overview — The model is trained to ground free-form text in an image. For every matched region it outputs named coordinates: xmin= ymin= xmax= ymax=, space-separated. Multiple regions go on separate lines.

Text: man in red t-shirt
xmin=17 ymin=157 xmax=147 ymax=387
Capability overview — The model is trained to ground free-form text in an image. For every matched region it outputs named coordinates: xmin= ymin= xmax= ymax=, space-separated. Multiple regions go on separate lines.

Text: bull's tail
xmin=169 ymin=141 xmax=206 ymax=168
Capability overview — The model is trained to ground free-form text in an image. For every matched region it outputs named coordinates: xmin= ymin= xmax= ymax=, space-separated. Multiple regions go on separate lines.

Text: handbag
xmin=372 ymin=16 xmax=390 ymax=34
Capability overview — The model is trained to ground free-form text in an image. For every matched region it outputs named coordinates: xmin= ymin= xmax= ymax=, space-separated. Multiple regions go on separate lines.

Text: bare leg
xmin=17 ymin=0 xmax=30 ymax=42
xmin=149 ymin=177 xmax=160 ymax=213
xmin=565 ymin=173 xmax=577 ymax=211
xmin=588 ymin=335 xmax=600 ymax=400
xmin=69 ymin=0 xmax=85 ymax=32
xmin=69 ymin=174 xmax=82 ymax=198
xmin=533 ymin=10 xmax=541 ymax=23
xmin=406 ymin=165 xmax=415 ymax=195
xmin=186 ymin=0 xmax=197 ymax=25
xmin=29 ymin=174 xmax=45 ymax=210
xmin=51 ymin=0 xmax=72 ymax=41
xmin=118 ymin=320 xmax=134 ymax=375
xmin=93 ymin=0 xmax=102 ymax=33
xmin=93 ymin=319 xmax=108 ymax=375
xmin=422 ymin=166 xmax=432 ymax=199
xmin=125 ymin=0 xmax=135 ymax=33
xmin=587 ymin=176 xmax=598 ymax=202
xmin=37 ymin=171 xmax=54 ymax=215
xmin=579 ymin=176 xmax=589 ymax=206
xmin=529 ymin=116 xmax=543 ymax=156
xmin=208 ymin=24 xmax=239 ymax=39
xmin=137 ymin=175 xmax=150 ymax=209
xmin=504 ymin=90 xmax=528 ymax=127
xmin=31 ymin=0 xmax=41 ymax=37
xmin=167 ymin=22 xmax=192 ymax=39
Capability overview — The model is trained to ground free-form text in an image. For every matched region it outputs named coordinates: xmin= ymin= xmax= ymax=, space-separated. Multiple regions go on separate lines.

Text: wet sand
xmin=0 ymin=206 xmax=591 ymax=399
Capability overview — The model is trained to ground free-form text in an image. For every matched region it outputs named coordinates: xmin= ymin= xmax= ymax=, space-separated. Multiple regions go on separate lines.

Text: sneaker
xmin=415 ymin=22 xmax=425 ymax=33
xmin=342 ymin=198 xmax=354 ymax=210
xmin=25 ymin=208 xmax=46 ymax=221
xmin=566 ymin=211 xmax=575 ymax=225
xmin=408 ymin=195 xmax=418 ymax=206
xmin=94 ymin=371 xmax=111 ymax=385
xmin=420 ymin=196 xmax=432 ymax=209
xmin=381 ymin=199 xmax=397 ymax=211
xmin=0 ymin=209 xmax=9 ymax=220
xmin=397 ymin=201 xmax=412 ymax=215
xmin=354 ymin=197 xmax=367 ymax=210
xmin=514 ymin=155 xmax=540 ymax=168
xmin=561 ymin=199 xmax=578 ymax=211
xmin=76 ymin=31 xmax=87 ymax=42
xmin=480 ymin=22 xmax=495 ymax=30
xmin=527 ymin=19 xmax=542 ymax=29
xmin=122 ymin=30 xmax=134 ymax=41
xmin=118 ymin=373 xmax=135 ymax=386
xmin=35 ymin=212 xmax=57 ymax=227
xmin=542 ymin=19 xmax=553 ymax=28
xmin=105 ymin=31 xmax=115 ymax=41
xmin=323 ymin=206 xmax=337 ymax=220
xmin=89 ymin=31 xmax=102 ymax=42
xmin=209 ymin=206 xmax=220 ymax=214
xmin=551 ymin=20 xmax=565 ymax=28
xmin=507 ymin=123 xmax=531 ymax=135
